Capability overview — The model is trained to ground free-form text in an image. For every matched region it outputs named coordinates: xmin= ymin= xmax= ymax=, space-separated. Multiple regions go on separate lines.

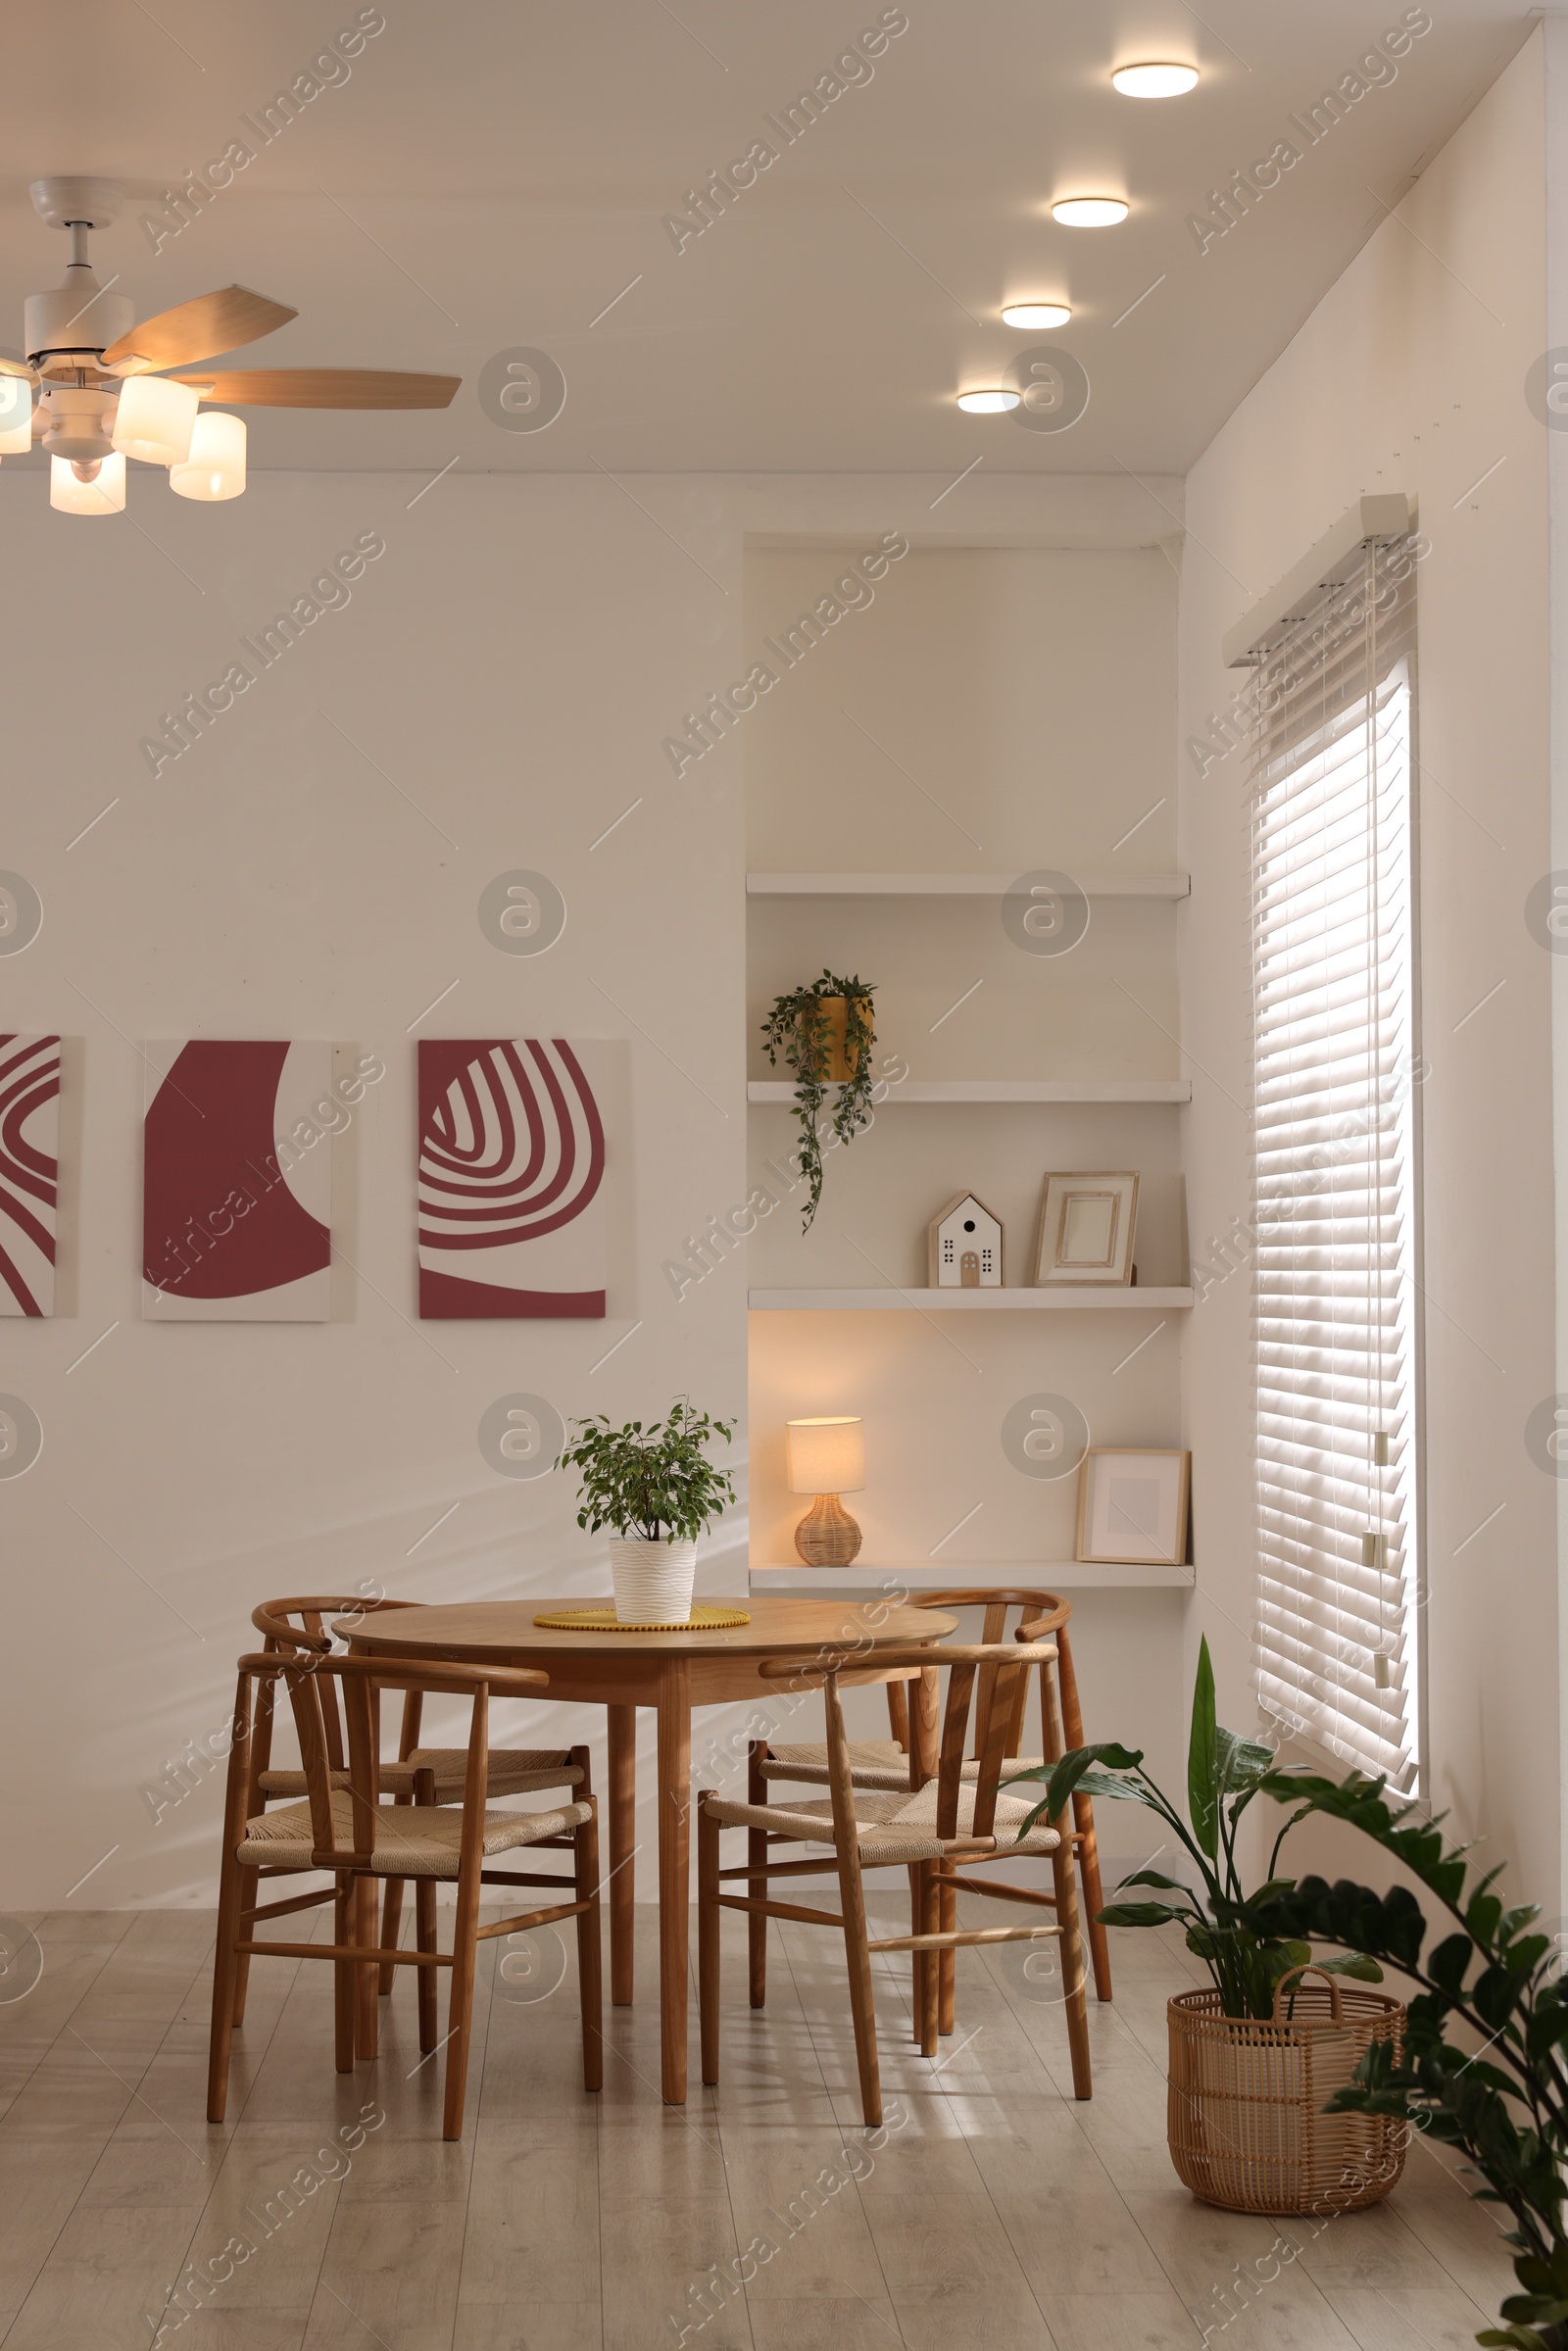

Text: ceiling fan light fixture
xmin=170 ymin=411 xmax=246 ymax=502
xmin=1002 ymin=301 xmax=1072 ymax=329
xmin=0 ymin=380 xmax=32 ymax=455
xmin=51 ymin=450 xmax=124 ymax=514
xmin=111 ymin=374 xmax=198 ymax=466
xmin=1053 ymin=197 xmax=1129 ymax=227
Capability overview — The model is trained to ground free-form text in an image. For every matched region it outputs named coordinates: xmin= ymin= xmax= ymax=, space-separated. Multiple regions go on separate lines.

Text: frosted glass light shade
xmin=112 ymin=374 xmax=198 ymax=465
xmin=786 ymin=1416 xmax=865 ymax=1494
xmin=0 ymin=378 xmax=32 ymax=454
xmin=1052 ymin=197 xmax=1129 ymax=227
xmin=171 ymin=412 xmax=246 ymax=501
xmin=51 ymin=453 xmax=125 ymax=514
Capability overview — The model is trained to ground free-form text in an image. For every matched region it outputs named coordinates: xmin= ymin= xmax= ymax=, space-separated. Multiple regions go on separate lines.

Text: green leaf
xmin=1214 ymin=1726 xmax=1277 ymax=1794
xmin=1188 ymin=1636 xmax=1219 ymax=1858
xmin=1097 ymin=1902 xmax=1185 ymax=1928
xmin=1313 ymin=1952 xmax=1385 ymax=1983
xmin=1008 ymin=1743 xmax=1144 ymax=1826
xmin=1117 ymin=1868 xmax=1193 ymax=1894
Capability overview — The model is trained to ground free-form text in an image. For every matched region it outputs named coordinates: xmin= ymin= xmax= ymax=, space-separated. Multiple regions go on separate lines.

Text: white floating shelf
xmin=748 ymin=1287 xmax=1194 ymax=1310
xmin=747 ymin=1079 xmax=1190 ymax=1105
xmin=749 ymin=1561 xmax=1196 ymax=1592
xmin=748 ymin=872 xmax=1190 ymax=900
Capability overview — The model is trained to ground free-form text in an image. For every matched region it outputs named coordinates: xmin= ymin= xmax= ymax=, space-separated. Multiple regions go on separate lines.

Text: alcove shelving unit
xmin=742 ymin=534 xmax=1190 ymax=1585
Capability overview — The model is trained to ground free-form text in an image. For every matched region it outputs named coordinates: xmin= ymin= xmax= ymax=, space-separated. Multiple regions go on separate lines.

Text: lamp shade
xmin=171 ymin=412 xmax=246 ymax=501
xmin=50 ymin=453 xmax=125 ymax=514
xmin=786 ymin=1416 xmax=864 ymax=1495
xmin=112 ymin=374 xmax=198 ymax=466
xmin=0 ymin=378 xmax=31 ymax=455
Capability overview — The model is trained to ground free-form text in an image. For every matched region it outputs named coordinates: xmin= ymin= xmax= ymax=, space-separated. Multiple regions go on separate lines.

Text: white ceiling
xmin=0 ymin=0 xmax=1534 ymax=473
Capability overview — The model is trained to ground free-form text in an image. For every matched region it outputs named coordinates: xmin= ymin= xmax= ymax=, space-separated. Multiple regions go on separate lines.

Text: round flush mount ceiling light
xmin=956 ymin=388 xmax=1020 ymax=414
xmin=1052 ymin=197 xmax=1129 ymax=227
xmin=1002 ymin=302 xmax=1071 ymax=329
xmin=1112 ymin=62 xmax=1200 ymax=97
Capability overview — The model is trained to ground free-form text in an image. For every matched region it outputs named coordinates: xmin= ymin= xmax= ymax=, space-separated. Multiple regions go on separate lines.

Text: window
xmin=1247 ymin=537 xmax=1422 ymax=1788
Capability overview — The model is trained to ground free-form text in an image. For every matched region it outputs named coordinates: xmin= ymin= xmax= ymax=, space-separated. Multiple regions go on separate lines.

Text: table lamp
xmin=786 ymin=1416 xmax=865 ymax=1565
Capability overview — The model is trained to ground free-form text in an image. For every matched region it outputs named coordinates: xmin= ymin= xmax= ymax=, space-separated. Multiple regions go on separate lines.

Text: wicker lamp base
xmin=793 ymin=1493 xmax=862 ymax=1566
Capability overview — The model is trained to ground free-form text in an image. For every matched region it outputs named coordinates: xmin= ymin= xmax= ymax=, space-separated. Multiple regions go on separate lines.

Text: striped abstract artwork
xmin=0 ymin=1034 xmax=61 ymax=1318
xmin=417 ymin=1039 xmax=607 ymax=1318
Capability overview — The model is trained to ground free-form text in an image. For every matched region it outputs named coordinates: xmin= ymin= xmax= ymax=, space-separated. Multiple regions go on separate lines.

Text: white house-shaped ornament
xmin=928 ymin=1193 xmax=1004 ymax=1288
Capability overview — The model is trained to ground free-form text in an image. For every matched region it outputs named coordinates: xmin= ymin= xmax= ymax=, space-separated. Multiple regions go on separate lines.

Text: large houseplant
xmin=1250 ymin=1770 xmax=1568 ymax=2349
xmin=560 ymin=1401 xmax=736 ymax=1625
xmin=760 ymin=969 xmax=876 ymax=1231
xmin=1014 ymin=1639 xmax=1406 ymax=2214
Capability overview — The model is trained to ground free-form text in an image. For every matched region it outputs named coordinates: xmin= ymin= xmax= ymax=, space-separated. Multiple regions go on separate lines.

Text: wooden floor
xmin=0 ymin=1900 xmax=1513 ymax=2350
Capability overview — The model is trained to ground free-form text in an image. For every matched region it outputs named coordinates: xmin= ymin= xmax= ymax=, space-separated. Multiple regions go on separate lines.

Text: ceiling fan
xmin=5 ymin=176 xmax=460 ymax=514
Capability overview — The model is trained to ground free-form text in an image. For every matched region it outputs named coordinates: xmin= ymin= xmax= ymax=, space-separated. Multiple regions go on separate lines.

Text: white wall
xmin=1179 ymin=34 xmax=1558 ymax=1900
xmin=0 ymin=463 xmax=1186 ymax=1904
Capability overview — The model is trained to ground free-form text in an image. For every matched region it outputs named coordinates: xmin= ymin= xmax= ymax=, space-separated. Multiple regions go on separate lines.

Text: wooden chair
xmin=246 ymin=1596 xmax=586 ymax=2006
xmin=699 ymin=1640 xmax=1091 ymax=2126
xmin=208 ymin=1648 xmax=602 ymax=2140
xmin=753 ymin=1588 xmax=1112 ymax=2011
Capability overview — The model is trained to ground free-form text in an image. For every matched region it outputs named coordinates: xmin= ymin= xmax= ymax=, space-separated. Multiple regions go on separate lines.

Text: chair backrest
xmin=249 ymin=1594 xmax=427 ymax=1783
xmin=223 ymin=1649 xmax=550 ymax=1873
xmin=882 ymin=1589 xmax=1074 ymax=1762
xmin=763 ymin=1640 xmax=1058 ymax=1845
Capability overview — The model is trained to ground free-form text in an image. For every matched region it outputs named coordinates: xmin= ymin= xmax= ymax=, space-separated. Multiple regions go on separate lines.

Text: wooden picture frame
xmin=1033 ymin=1170 xmax=1139 ymax=1285
xmin=1076 ymin=1447 xmax=1191 ymax=1565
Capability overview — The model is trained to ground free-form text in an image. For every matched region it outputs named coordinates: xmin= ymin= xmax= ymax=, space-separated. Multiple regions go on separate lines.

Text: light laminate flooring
xmin=0 ymin=1901 xmax=1514 ymax=2350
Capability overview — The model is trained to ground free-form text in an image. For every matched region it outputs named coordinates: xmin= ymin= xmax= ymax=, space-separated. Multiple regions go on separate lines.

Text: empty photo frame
xmin=1034 ymin=1170 xmax=1139 ymax=1285
xmin=1076 ymin=1448 xmax=1191 ymax=1565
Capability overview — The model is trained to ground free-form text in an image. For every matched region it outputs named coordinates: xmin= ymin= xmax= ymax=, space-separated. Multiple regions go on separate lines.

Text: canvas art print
xmin=143 ymin=1041 xmax=337 ymax=1319
xmin=0 ymin=1034 xmax=61 ymax=1318
xmin=417 ymin=1038 xmax=606 ymax=1318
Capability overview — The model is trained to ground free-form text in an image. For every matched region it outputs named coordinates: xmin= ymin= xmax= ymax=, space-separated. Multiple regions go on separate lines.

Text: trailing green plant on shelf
xmin=1247 ymin=1770 xmax=1568 ymax=2351
xmin=1011 ymin=1637 xmax=1383 ymax=2020
xmin=760 ymin=969 xmax=877 ymax=1231
xmin=558 ymin=1401 xmax=737 ymax=1543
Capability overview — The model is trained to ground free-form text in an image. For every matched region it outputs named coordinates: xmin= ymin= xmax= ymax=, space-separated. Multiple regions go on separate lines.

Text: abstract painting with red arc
xmin=0 ymin=1035 xmax=60 ymax=1318
xmin=417 ymin=1039 xmax=607 ymax=1318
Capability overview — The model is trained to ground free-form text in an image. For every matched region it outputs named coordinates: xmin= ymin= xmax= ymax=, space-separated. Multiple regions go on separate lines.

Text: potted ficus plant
xmin=760 ymin=969 xmax=876 ymax=1231
xmin=1013 ymin=1638 xmax=1407 ymax=2216
xmin=559 ymin=1401 xmax=736 ymax=1625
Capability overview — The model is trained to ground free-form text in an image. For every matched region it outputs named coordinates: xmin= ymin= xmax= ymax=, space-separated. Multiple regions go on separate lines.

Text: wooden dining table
xmin=336 ymin=1594 xmax=956 ymax=2103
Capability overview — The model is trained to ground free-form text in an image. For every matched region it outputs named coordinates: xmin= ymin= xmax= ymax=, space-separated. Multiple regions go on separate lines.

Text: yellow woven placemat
xmin=533 ymin=1605 xmax=751 ymax=1632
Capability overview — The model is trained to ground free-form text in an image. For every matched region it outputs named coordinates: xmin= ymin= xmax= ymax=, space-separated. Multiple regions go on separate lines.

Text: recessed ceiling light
xmin=1052 ymin=197 xmax=1129 ymax=227
xmin=1112 ymin=62 xmax=1200 ymax=97
xmin=1002 ymin=302 xmax=1071 ymax=330
xmin=956 ymin=388 xmax=1020 ymax=414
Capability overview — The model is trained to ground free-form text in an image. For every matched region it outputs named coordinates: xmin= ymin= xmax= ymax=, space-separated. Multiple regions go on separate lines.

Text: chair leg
xmin=938 ymin=1864 xmax=956 ymax=2036
xmin=747 ymin=1745 xmax=767 ymax=2009
xmin=378 ymin=1875 xmax=406 ymax=1997
xmin=416 ymin=1878 xmax=437 ymax=2054
xmin=353 ymin=1876 xmax=379 ymax=2060
xmin=575 ymin=1802 xmax=604 ymax=2093
xmin=333 ymin=1876 xmax=356 ymax=2074
xmin=698 ymin=1797 xmax=720 ymax=2087
xmin=1051 ymin=1831 xmax=1093 ymax=2100
xmin=443 ymin=1864 xmax=482 ymax=2141
xmin=230 ymin=1875 xmax=257 ymax=2029
xmin=206 ymin=1846 xmax=247 ymax=2124
xmin=906 ymin=1863 xmax=924 ymax=2043
xmin=1074 ymin=1800 xmax=1113 ymax=2001
xmin=835 ymin=1836 xmax=882 ymax=2130
xmin=917 ymin=1863 xmax=941 ymax=2059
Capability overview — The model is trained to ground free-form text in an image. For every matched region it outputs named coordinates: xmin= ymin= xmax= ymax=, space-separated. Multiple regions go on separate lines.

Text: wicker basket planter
xmin=1167 ymin=1967 xmax=1407 ymax=2216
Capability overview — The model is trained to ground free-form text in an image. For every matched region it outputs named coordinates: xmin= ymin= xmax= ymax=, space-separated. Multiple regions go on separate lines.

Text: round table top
xmin=334 ymin=1594 xmax=956 ymax=1658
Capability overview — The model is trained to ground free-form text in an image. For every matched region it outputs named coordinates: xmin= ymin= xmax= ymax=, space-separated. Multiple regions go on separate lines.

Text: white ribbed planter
xmin=609 ymin=1536 xmax=698 ymax=1625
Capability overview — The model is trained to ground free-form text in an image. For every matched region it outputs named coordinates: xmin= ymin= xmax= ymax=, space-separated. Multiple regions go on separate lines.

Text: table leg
xmin=608 ymin=1704 xmax=636 ymax=2007
xmin=657 ymin=1658 xmax=691 ymax=2105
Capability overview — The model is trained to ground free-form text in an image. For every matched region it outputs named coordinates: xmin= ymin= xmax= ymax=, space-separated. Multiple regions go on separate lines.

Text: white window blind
xmin=1248 ymin=538 xmax=1422 ymax=1789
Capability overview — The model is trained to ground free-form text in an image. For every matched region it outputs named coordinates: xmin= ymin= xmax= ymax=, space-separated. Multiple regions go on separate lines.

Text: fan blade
xmin=103 ymin=287 xmax=297 ymax=371
xmin=0 ymin=358 xmax=33 ymax=379
xmin=170 ymin=368 xmax=460 ymax=410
